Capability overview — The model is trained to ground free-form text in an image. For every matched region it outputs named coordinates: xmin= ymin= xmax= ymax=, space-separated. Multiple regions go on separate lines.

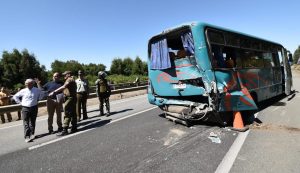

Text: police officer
xmin=49 ymin=71 xmax=77 ymax=136
xmin=95 ymin=71 xmax=111 ymax=116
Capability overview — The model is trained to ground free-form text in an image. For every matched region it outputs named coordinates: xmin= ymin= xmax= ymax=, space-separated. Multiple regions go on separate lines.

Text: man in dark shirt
xmin=49 ymin=71 xmax=77 ymax=136
xmin=36 ymin=72 xmax=64 ymax=134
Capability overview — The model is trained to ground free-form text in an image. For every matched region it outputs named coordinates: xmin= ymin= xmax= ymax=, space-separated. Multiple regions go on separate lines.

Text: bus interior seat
xmin=225 ymin=57 xmax=235 ymax=68
xmin=169 ymin=52 xmax=176 ymax=60
xmin=177 ymin=50 xmax=187 ymax=58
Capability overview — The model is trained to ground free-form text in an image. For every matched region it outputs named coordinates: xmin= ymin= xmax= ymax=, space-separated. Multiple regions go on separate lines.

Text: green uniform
xmin=63 ymin=77 xmax=77 ymax=130
xmin=95 ymin=78 xmax=111 ymax=116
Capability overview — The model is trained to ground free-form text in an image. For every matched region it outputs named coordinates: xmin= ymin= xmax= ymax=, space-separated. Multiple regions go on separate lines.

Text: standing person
xmin=75 ymin=70 xmax=89 ymax=121
xmin=36 ymin=72 xmax=64 ymax=134
xmin=49 ymin=71 xmax=77 ymax=136
xmin=13 ymin=79 xmax=41 ymax=143
xmin=16 ymin=87 xmax=23 ymax=120
xmin=0 ymin=87 xmax=12 ymax=123
xmin=95 ymin=71 xmax=111 ymax=116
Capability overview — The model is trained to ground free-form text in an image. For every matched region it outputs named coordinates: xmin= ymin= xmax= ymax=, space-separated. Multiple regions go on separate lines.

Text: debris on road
xmin=208 ymin=132 xmax=221 ymax=144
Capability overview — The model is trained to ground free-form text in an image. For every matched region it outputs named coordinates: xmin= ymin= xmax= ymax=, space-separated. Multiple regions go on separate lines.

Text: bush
xmin=107 ymin=75 xmax=147 ymax=84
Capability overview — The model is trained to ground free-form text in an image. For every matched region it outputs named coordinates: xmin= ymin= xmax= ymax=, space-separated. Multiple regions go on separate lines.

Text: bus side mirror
xmin=288 ymin=53 xmax=293 ymax=64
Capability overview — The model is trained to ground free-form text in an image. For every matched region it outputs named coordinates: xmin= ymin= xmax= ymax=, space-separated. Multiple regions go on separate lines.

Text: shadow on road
xmin=35 ymin=132 xmax=51 ymax=139
xmin=87 ymin=109 xmax=100 ymax=114
xmin=79 ymin=119 xmax=111 ymax=131
xmin=257 ymin=93 xmax=294 ymax=111
xmin=287 ymin=90 xmax=299 ymax=101
xmin=87 ymin=108 xmax=133 ymax=116
xmin=34 ymin=119 xmax=112 ymax=140
xmin=109 ymin=109 xmax=133 ymax=115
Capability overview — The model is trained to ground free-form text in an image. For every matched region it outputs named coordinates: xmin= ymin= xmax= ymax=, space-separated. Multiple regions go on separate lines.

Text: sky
xmin=0 ymin=0 xmax=299 ymax=70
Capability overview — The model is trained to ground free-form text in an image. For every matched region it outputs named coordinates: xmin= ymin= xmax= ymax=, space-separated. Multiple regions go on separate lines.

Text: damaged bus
xmin=147 ymin=22 xmax=293 ymax=126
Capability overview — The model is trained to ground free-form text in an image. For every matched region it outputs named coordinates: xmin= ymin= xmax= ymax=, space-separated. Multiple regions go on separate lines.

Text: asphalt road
xmin=0 ymin=72 xmax=300 ymax=173
xmin=0 ymin=95 xmax=237 ymax=173
xmin=230 ymin=72 xmax=300 ymax=173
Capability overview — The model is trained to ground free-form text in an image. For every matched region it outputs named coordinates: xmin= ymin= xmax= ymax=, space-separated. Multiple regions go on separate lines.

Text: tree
xmin=51 ymin=59 xmax=83 ymax=75
xmin=64 ymin=60 xmax=83 ymax=75
xmin=110 ymin=58 xmax=124 ymax=75
xmin=143 ymin=61 xmax=148 ymax=75
xmin=0 ymin=49 xmax=47 ymax=89
xmin=123 ymin=57 xmax=133 ymax=76
xmin=132 ymin=56 xmax=145 ymax=75
xmin=293 ymin=45 xmax=300 ymax=64
xmin=51 ymin=60 xmax=65 ymax=74
xmin=83 ymin=63 xmax=106 ymax=76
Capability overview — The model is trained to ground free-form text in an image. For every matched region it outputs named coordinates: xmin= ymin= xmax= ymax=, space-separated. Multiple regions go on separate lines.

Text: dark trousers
xmin=0 ymin=112 xmax=12 ymax=123
xmin=17 ymin=111 xmax=21 ymax=120
xmin=98 ymin=93 xmax=110 ymax=114
xmin=22 ymin=106 xmax=38 ymax=138
xmin=63 ymin=97 xmax=77 ymax=129
xmin=46 ymin=98 xmax=63 ymax=131
xmin=76 ymin=93 xmax=88 ymax=120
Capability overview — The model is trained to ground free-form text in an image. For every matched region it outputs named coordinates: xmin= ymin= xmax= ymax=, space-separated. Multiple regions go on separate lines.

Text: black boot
xmin=57 ymin=128 xmax=68 ymax=136
xmin=71 ymin=127 xmax=77 ymax=133
xmin=57 ymin=127 xmax=63 ymax=132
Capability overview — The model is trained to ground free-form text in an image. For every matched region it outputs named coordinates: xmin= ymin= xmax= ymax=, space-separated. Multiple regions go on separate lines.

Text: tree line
xmin=293 ymin=45 xmax=300 ymax=64
xmin=0 ymin=49 xmax=148 ymax=91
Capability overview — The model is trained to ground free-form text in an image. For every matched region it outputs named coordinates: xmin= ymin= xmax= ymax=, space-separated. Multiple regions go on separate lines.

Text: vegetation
xmin=0 ymin=49 xmax=47 ymax=90
xmin=0 ymin=49 xmax=148 ymax=90
xmin=293 ymin=45 xmax=300 ymax=64
xmin=110 ymin=56 xmax=147 ymax=76
xmin=107 ymin=75 xmax=148 ymax=84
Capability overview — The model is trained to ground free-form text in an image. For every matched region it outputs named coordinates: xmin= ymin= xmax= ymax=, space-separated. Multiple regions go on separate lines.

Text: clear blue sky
xmin=0 ymin=0 xmax=299 ymax=70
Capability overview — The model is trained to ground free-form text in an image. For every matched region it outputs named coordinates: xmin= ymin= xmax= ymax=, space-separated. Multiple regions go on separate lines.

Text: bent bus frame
xmin=147 ymin=22 xmax=293 ymax=126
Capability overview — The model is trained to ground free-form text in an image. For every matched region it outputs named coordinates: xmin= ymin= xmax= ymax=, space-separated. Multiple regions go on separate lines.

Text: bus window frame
xmin=205 ymin=27 xmax=282 ymax=70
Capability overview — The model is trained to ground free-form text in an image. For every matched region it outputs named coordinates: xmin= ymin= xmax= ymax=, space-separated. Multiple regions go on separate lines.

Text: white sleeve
xmin=13 ymin=91 xmax=22 ymax=104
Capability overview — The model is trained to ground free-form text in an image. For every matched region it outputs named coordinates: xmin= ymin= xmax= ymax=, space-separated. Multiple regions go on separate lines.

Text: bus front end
xmin=147 ymin=24 xmax=221 ymax=125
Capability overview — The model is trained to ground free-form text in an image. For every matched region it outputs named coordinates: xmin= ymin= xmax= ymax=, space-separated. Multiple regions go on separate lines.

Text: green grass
xmin=107 ymin=75 xmax=148 ymax=84
xmin=85 ymin=74 xmax=148 ymax=85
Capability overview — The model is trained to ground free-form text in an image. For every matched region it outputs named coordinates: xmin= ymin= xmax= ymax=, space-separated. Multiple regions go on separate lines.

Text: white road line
xmin=272 ymin=107 xmax=280 ymax=112
xmin=111 ymin=95 xmax=147 ymax=105
xmin=215 ymin=113 xmax=258 ymax=173
xmin=28 ymin=106 xmax=157 ymax=150
xmin=0 ymin=95 xmax=147 ymax=131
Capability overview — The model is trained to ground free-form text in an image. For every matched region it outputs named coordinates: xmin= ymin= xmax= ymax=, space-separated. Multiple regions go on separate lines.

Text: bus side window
xmin=235 ymin=50 xmax=242 ymax=68
xmin=211 ymin=45 xmax=226 ymax=68
xmin=262 ymin=52 xmax=275 ymax=67
xmin=224 ymin=47 xmax=237 ymax=68
xmin=272 ymin=53 xmax=280 ymax=67
xmin=242 ymin=50 xmax=253 ymax=68
xmin=277 ymin=50 xmax=283 ymax=66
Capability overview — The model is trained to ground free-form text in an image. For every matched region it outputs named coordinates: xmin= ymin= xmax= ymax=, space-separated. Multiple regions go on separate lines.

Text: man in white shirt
xmin=13 ymin=79 xmax=41 ymax=143
xmin=75 ymin=70 xmax=89 ymax=121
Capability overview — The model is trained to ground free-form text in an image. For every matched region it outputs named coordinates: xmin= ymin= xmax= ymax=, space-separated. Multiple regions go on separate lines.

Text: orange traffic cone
xmin=232 ymin=111 xmax=249 ymax=132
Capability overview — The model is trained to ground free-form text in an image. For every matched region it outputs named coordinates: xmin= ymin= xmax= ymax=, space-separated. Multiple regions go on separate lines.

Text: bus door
xmin=211 ymin=46 xmax=258 ymax=112
xmin=281 ymin=48 xmax=293 ymax=95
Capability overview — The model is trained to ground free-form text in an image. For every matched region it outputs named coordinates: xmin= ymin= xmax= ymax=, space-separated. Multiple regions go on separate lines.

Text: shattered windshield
xmin=150 ymin=30 xmax=195 ymax=69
